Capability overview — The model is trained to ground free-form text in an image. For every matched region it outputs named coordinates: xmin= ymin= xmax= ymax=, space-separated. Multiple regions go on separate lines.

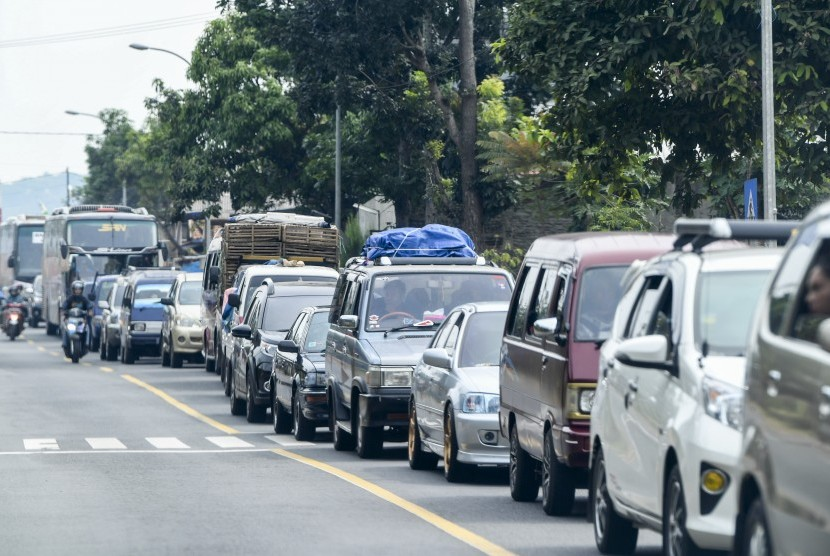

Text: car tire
xmin=246 ymin=373 xmax=266 ymax=423
xmin=356 ymin=423 xmax=383 ymax=459
xmin=223 ymin=359 xmax=232 ymax=397
xmin=331 ymin=391 xmax=355 ymax=451
xmin=293 ymin=392 xmax=315 ymax=441
xmin=171 ymin=340 xmax=183 ymax=368
xmin=100 ymin=339 xmax=107 ymax=361
xmin=742 ymin=497 xmax=772 ymax=556
xmin=542 ymin=428 xmax=575 ymax=516
xmin=592 ymin=447 xmax=638 ymax=554
xmin=663 ymin=465 xmax=696 ymax=556
xmin=273 ymin=396 xmax=292 ymax=433
xmin=443 ymin=406 xmax=471 ymax=483
xmin=161 ymin=339 xmax=171 ymax=367
xmin=509 ymin=423 xmax=540 ymax=502
xmin=229 ymin=370 xmax=245 ymax=416
xmin=107 ymin=341 xmax=118 ymax=362
xmin=123 ymin=344 xmax=135 ymax=365
xmin=408 ymin=399 xmax=438 ymax=471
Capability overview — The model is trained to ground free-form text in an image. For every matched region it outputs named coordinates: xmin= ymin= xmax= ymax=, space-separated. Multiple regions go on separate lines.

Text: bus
xmin=42 ymin=205 xmax=166 ymax=335
xmin=0 ymin=216 xmax=45 ymax=286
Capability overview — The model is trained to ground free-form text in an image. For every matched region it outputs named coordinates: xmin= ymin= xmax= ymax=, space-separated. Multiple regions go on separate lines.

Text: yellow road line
xmin=121 ymin=374 xmax=239 ymax=435
xmin=271 ymin=448 xmax=515 ymax=556
xmin=37 ymin=347 xmax=46 ymax=352
xmin=99 ymin=366 xmax=113 ymax=373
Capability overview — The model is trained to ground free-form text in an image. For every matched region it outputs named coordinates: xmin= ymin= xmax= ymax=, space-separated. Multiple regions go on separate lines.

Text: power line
xmin=0 ymin=14 xmax=214 ymax=49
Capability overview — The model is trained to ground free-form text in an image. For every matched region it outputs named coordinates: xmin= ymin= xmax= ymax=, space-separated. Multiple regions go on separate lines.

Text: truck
xmin=200 ymin=212 xmax=340 ymax=374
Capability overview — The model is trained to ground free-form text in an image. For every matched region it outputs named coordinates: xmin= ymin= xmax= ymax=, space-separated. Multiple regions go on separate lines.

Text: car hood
xmin=455 ymin=365 xmax=500 ymax=395
xmin=178 ymin=305 xmax=200 ymax=319
xmin=133 ymin=304 xmax=164 ymax=321
xmin=700 ymin=355 xmax=746 ymax=388
xmin=305 ymin=351 xmax=326 ymax=372
xmin=362 ymin=334 xmax=434 ymax=366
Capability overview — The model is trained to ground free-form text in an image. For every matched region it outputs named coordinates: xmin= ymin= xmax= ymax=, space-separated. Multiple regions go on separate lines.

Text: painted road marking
xmin=265 ymin=435 xmax=315 ymax=447
xmin=86 ymin=438 xmax=127 ymax=450
xmin=37 ymin=347 xmax=46 ymax=352
xmin=272 ymin=449 xmax=515 ymax=556
xmin=146 ymin=437 xmax=190 ymax=450
xmin=206 ymin=436 xmax=255 ymax=449
xmin=121 ymin=374 xmax=239 ymax=435
xmin=99 ymin=366 xmax=113 ymax=373
xmin=24 ymin=439 xmax=59 ymax=451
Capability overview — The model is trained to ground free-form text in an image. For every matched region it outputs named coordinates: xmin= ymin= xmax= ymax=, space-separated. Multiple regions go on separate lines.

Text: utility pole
xmin=335 ymin=104 xmax=342 ymax=231
xmin=66 ymin=167 xmax=71 ymax=206
xmin=761 ymin=0 xmax=777 ymax=220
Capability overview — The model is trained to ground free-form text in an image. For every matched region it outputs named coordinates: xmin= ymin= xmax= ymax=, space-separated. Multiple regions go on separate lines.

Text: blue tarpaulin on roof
xmin=361 ymin=224 xmax=477 ymax=260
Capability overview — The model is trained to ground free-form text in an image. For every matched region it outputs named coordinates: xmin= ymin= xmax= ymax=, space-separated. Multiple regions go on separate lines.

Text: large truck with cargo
xmin=200 ymin=213 xmax=339 ymax=373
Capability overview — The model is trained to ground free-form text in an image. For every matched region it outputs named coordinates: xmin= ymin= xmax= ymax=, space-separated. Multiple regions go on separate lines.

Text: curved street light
xmin=65 ymin=109 xmax=102 ymax=120
xmin=129 ymin=43 xmax=191 ymax=66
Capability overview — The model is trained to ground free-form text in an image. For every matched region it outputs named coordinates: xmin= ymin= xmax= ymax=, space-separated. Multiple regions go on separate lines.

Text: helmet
xmin=71 ymin=280 xmax=84 ymax=295
xmin=9 ymin=285 xmax=21 ymax=296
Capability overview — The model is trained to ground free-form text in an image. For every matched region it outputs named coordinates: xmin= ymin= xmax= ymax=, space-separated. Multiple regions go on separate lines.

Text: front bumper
xmin=298 ymin=387 xmax=329 ymax=423
xmin=552 ymin=420 xmax=591 ymax=468
xmin=128 ymin=333 xmax=161 ymax=349
xmin=357 ymin=387 xmax=409 ymax=428
xmin=171 ymin=324 xmax=203 ymax=353
xmin=454 ymin=410 xmax=508 ymax=466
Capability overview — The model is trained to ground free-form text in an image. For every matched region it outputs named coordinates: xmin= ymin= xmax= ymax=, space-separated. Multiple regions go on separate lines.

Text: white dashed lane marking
xmin=146 ymin=437 xmax=190 ymax=450
xmin=265 ymin=435 xmax=316 ymax=447
xmin=206 ymin=436 xmax=255 ymax=449
xmin=86 ymin=438 xmax=127 ymax=450
xmin=24 ymin=439 xmax=59 ymax=451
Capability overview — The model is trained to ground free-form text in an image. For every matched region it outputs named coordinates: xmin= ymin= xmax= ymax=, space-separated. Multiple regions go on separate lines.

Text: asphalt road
xmin=0 ymin=327 xmax=661 ymax=555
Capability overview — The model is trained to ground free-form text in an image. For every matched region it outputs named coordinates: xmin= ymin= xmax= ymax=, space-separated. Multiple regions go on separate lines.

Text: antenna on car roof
xmin=672 ymin=218 xmax=798 ymax=252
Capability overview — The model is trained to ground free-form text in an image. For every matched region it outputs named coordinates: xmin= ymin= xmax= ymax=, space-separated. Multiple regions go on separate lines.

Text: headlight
xmin=260 ymin=341 xmax=278 ymax=357
xmin=366 ymin=365 xmax=412 ymax=387
xmin=566 ymin=384 xmax=595 ymax=417
xmin=66 ymin=323 xmax=76 ymax=332
xmin=702 ymin=377 xmax=743 ymax=431
xmin=132 ymin=322 xmax=146 ymax=331
xmin=461 ymin=393 xmax=500 ymax=413
xmin=304 ymin=372 xmax=325 ymax=387
xmin=175 ymin=317 xmax=199 ymax=327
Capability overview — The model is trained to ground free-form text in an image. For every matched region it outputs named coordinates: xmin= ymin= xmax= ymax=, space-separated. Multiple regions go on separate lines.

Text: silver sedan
xmin=408 ymin=301 xmax=509 ymax=482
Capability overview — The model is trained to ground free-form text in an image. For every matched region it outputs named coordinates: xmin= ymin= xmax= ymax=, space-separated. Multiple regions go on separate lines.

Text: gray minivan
xmin=500 ymin=232 xmax=674 ymax=516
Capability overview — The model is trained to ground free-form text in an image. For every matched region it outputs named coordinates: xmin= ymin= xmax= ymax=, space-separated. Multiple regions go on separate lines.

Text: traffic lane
xmin=0 ymin=450 xmax=482 ymax=556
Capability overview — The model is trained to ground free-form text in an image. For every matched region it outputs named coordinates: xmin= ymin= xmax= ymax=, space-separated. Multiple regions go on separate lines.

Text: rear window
xmin=262 ymin=294 xmax=334 ymax=332
xmin=134 ymin=282 xmax=173 ymax=306
xmin=458 ymin=311 xmax=507 ymax=367
xmin=178 ymin=281 xmax=201 ymax=305
xmin=244 ymin=273 xmax=337 ymax=313
xmin=574 ymin=265 xmax=628 ymax=342
xmin=366 ymin=272 xmax=512 ymax=331
xmin=305 ymin=311 xmax=330 ymax=353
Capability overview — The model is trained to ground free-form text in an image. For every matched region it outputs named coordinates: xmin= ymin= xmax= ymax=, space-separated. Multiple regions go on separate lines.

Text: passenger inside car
xmin=794 ymin=250 xmax=830 ymax=342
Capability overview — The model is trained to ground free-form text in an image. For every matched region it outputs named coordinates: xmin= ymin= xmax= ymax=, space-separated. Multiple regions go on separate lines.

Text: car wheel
xmin=443 ymin=405 xmax=471 ymax=483
xmin=273 ymin=394 xmax=292 ymax=434
xmin=223 ymin=359 xmax=232 ymax=397
xmin=408 ymin=399 xmax=438 ymax=470
xmin=99 ymin=338 xmax=107 ymax=361
xmin=742 ymin=497 xmax=772 ymax=556
xmin=161 ymin=338 xmax=171 ymax=367
xmin=592 ymin=447 xmax=638 ymax=554
xmin=246 ymin=373 xmax=266 ymax=423
xmin=171 ymin=340 xmax=183 ymax=368
xmin=542 ymin=427 xmax=575 ymax=516
xmin=229 ymin=370 xmax=245 ymax=416
xmin=356 ymin=423 xmax=383 ymax=459
xmin=663 ymin=465 xmax=696 ymax=556
xmin=293 ymin=392 xmax=315 ymax=441
xmin=509 ymin=423 xmax=540 ymax=502
xmin=107 ymin=341 xmax=118 ymax=362
xmin=330 ymin=391 xmax=355 ymax=451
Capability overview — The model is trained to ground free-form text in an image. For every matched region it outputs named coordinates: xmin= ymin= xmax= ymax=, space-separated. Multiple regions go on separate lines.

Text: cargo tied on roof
xmin=361 ymin=224 xmax=476 ymax=260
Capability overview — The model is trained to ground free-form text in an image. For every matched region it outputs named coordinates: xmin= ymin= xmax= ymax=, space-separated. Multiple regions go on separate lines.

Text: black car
xmin=270 ymin=306 xmax=330 ymax=440
xmin=229 ymin=280 xmax=336 ymax=423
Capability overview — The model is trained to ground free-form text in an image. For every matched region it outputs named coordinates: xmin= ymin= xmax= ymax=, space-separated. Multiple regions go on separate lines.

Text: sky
xmin=0 ymin=0 xmax=221 ymax=185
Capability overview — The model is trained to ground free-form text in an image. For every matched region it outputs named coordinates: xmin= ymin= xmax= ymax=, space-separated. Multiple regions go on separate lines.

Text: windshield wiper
xmin=384 ymin=321 xmax=439 ymax=338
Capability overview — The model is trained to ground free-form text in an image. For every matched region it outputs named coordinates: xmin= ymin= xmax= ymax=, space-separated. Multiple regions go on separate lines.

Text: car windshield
xmin=67 ymin=219 xmax=157 ymax=249
xmin=262 ymin=295 xmax=334 ymax=332
xmin=458 ymin=311 xmax=507 ymax=367
xmin=695 ymin=269 xmax=771 ymax=356
xmin=574 ymin=265 xmax=628 ymax=342
xmin=304 ymin=311 xmax=330 ymax=353
xmin=177 ymin=282 xmax=201 ymax=305
xmin=134 ymin=282 xmax=172 ymax=306
xmin=96 ymin=281 xmax=115 ymax=303
xmin=366 ymin=272 xmax=511 ymax=331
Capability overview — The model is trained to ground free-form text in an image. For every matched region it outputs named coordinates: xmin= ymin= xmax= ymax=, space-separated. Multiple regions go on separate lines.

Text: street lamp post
xmin=129 ymin=43 xmax=191 ymax=66
xmin=64 ymin=110 xmax=126 ymax=206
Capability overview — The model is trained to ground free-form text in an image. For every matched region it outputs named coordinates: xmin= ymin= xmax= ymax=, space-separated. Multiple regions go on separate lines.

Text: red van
xmin=499 ymin=232 xmax=674 ymax=516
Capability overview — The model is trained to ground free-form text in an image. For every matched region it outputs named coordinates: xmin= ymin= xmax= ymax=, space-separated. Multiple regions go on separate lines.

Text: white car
xmin=590 ymin=219 xmax=791 ymax=555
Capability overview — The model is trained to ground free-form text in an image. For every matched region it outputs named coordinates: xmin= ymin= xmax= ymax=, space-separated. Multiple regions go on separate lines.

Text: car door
xmin=237 ymin=294 xmax=262 ymax=391
xmin=278 ymin=312 xmax=309 ymax=408
xmin=419 ymin=312 xmax=462 ymax=442
xmin=327 ymin=273 xmax=355 ymax=405
xmin=607 ymin=272 xmax=673 ymax=513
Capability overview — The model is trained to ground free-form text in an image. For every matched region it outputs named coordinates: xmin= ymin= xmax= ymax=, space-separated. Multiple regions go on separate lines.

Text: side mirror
xmin=208 ymin=266 xmax=220 ymax=285
xmin=278 ymin=339 xmax=300 ymax=353
xmin=337 ymin=315 xmax=358 ymax=330
xmin=98 ymin=300 xmax=110 ymax=310
xmin=60 ymin=243 xmax=68 ymax=259
xmin=231 ymin=324 xmax=252 ymax=339
xmin=160 ymin=297 xmax=174 ymax=306
xmin=817 ymin=319 xmax=830 ymax=353
xmin=422 ymin=348 xmax=452 ymax=369
xmin=7 ymin=255 xmax=14 ymax=268
xmin=158 ymin=241 xmax=169 ymax=261
xmin=227 ymin=293 xmax=241 ymax=309
xmin=614 ymin=335 xmax=672 ymax=371
xmin=533 ymin=317 xmax=559 ymax=338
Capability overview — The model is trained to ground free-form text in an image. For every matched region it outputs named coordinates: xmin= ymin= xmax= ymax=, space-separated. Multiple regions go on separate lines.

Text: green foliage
xmin=480 ymin=244 xmax=526 ymax=277
xmin=340 ymin=214 xmax=368 ymax=266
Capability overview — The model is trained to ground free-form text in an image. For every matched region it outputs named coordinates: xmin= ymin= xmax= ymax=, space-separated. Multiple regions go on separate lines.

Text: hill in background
xmin=1 ymin=172 xmax=85 ymax=221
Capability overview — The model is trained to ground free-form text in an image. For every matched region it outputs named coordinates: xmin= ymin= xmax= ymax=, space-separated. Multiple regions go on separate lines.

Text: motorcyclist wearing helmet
xmin=61 ymin=280 xmax=92 ymax=356
xmin=5 ymin=284 xmax=28 ymax=318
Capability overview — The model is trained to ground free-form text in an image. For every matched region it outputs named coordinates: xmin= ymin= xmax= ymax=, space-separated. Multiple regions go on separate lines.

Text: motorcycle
xmin=65 ymin=307 xmax=88 ymax=363
xmin=2 ymin=302 xmax=26 ymax=341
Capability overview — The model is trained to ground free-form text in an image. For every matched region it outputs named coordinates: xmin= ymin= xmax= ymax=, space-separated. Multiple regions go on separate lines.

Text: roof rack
xmin=673 ymin=218 xmax=798 ymax=252
xmin=52 ymin=205 xmax=138 ymax=215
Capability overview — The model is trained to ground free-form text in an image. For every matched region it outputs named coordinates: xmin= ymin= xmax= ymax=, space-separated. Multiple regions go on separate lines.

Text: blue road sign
xmin=744 ymin=178 xmax=758 ymax=220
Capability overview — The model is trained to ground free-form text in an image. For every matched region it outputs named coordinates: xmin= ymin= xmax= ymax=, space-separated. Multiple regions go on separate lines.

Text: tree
xmin=497 ymin=0 xmax=830 ymax=216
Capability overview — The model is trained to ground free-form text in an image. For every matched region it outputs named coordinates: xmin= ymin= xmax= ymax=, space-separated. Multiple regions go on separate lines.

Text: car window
xmin=262 ymin=294 xmax=334 ymax=332
xmin=431 ymin=312 xmax=460 ymax=348
xmin=626 ymin=275 xmax=667 ymax=339
xmin=444 ymin=314 xmax=464 ymax=357
xmin=459 ymin=311 xmax=507 ymax=367
xmin=574 ymin=265 xmax=629 ymax=342
xmin=304 ymin=311 xmax=330 ymax=353
xmin=526 ymin=267 xmax=558 ymax=341
xmin=768 ymin=224 xmax=821 ymax=336
xmin=696 ymin=269 xmax=771 ymax=356
xmin=134 ymin=282 xmax=172 ymax=305
xmin=96 ymin=281 xmax=115 ymax=303
xmin=177 ymin=281 xmax=201 ymax=305
xmin=506 ymin=265 xmax=540 ymax=338
xmin=244 ymin=295 xmax=262 ymax=326
xmin=788 ymin=238 xmax=830 ymax=343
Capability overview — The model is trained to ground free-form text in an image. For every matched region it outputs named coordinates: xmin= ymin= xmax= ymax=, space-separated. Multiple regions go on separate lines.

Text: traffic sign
xmin=744 ymin=179 xmax=758 ymax=220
